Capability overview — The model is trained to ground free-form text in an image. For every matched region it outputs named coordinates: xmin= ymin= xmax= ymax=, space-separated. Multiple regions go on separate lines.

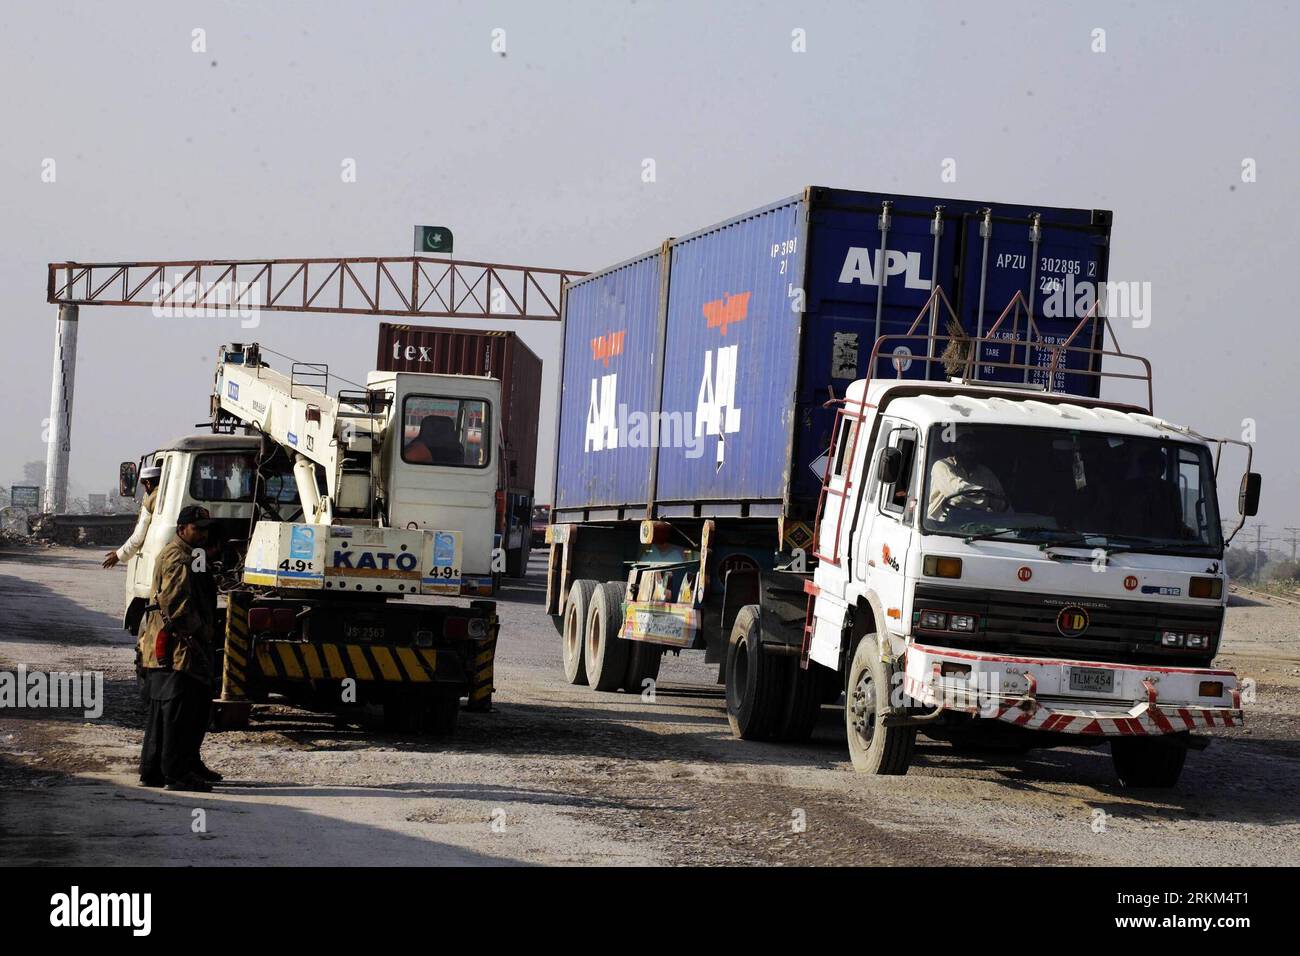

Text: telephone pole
xmin=1285 ymin=527 xmax=1300 ymax=563
xmin=1251 ymin=524 xmax=1267 ymax=581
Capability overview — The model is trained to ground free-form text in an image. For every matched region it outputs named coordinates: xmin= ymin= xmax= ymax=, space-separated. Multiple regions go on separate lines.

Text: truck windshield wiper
xmin=962 ymin=525 xmax=1059 ymax=544
xmin=1038 ymin=533 xmax=1136 ymax=554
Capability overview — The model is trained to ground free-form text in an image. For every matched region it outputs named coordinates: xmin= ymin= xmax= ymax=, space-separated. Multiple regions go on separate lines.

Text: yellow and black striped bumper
xmin=465 ymin=631 xmax=497 ymax=711
xmin=255 ymin=640 xmax=444 ymax=684
xmin=220 ymin=592 xmax=254 ymax=702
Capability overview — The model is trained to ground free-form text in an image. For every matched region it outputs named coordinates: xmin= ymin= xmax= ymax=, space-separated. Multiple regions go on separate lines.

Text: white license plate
xmin=1069 ymin=666 xmax=1115 ymax=693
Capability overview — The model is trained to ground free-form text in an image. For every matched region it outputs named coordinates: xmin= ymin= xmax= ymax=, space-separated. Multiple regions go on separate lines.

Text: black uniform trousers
xmin=139 ymin=669 xmax=211 ymax=782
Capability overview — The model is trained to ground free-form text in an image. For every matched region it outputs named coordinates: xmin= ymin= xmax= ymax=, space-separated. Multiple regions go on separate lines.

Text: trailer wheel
xmin=562 ymin=579 xmax=597 ymax=685
xmin=777 ymin=658 xmax=830 ymax=742
xmin=845 ymin=635 xmax=914 ymax=774
xmin=1111 ymin=736 xmax=1187 ymax=788
xmin=725 ymin=605 xmax=784 ymax=741
xmin=623 ymin=641 xmax=662 ymax=696
xmin=585 ymin=582 xmax=631 ymax=692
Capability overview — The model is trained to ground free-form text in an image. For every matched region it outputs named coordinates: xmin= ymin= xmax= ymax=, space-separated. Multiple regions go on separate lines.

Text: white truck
xmin=547 ymin=309 xmax=1259 ymax=788
xmin=802 ymin=354 xmax=1258 ymax=786
xmin=120 ymin=343 xmax=505 ymax=731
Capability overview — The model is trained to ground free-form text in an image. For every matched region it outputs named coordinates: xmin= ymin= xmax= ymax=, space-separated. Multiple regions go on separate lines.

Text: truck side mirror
xmin=119 ymin=461 xmax=139 ymax=498
xmin=1238 ymin=472 xmax=1261 ymax=516
xmin=878 ymin=447 xmax=903 ymax=485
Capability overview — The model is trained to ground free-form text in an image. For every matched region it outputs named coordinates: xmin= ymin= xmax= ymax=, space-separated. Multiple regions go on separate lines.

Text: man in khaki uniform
xmin=138 ymin=505 xmax=222 ymax=791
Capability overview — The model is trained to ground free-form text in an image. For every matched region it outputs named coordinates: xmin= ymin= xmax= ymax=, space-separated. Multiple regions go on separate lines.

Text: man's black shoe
xmin=194 ymin=763 xmax=223 ymax=782
xmin=163 ymin=774 xmax=212 ymax=793
xmin=139 ymin=775 xmax=165 ymax=788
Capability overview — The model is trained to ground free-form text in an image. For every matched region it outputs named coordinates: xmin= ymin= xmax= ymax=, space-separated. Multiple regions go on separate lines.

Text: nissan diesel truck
xmin=543 ymin=186 xmax=1259 ymax=786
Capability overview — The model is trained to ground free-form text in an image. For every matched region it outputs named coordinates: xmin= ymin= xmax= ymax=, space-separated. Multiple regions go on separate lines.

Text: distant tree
xmin=1225 ymin=547 xmax=1261 ymax=581
xmin=1266 ymin=559 xmax=1300 ymax=584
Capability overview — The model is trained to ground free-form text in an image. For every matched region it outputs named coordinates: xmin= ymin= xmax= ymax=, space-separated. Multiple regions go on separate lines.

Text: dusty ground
xmin=2 ymin=546 xmax=1298 ymax=866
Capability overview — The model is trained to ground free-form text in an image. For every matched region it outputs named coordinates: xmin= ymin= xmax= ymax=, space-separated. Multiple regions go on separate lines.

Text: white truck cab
xmin=807 ymin=376 xmax=1258 ymax=786
xmin=367 ymin=370 xmax=502 ymax=593
xmin=122 ymin=434 xmax=274 ymax=631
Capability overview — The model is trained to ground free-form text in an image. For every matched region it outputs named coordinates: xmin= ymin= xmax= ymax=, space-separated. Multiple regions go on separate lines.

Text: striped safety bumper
xmin=903 ymin=642 xmax=1244 ymax=736
xmin=255 ymin=639 xmax=443 ymax=684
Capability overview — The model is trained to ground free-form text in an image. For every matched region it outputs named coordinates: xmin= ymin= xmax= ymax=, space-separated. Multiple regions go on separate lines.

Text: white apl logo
xmin=585 ymin=373 xmax=618 ymax=451
xmin=696 ymin=346 xmax=742 ymax=464
xmin=838 ymin=248 xmax=932 ymax=290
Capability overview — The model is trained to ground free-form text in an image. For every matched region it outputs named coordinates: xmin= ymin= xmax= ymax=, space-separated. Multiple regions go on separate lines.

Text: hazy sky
xmin=3 ymin=1 xmax=1296 ymax=546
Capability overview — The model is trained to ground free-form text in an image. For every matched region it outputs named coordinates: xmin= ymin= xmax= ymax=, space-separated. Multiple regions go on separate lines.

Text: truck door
xmin=857 ymin=421 xmax=919 ymax=635
xmin=814 ymin=406 xmax=866 ymax=579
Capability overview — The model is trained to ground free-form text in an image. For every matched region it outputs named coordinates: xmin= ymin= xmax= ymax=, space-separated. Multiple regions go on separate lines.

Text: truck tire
xmin=562 ymin=579 xmax=597 ymax=685
xmin=623 ymin=641 xmax=662 ymax=695
xmin=845 ymin=635 xmax=914 ymax=774
xmin=1111 ymin=736 xmax=1187 ymax=788
xmin=777 ymin=658 xmax=830 ymax=742
xmin=585 ymin=582 xmax=631 ymax=692
xmin=725 ymin=605 xmax=784 ymax=741
xmin=506 ymin=542 xmax=528 ymax=578
xmin=422 ymin=688 xmax=461 ymax=737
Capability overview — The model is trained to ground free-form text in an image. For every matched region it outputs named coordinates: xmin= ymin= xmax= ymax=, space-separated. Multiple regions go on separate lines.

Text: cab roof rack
xmin=866 ymin=288 xmax=1155 ymax=414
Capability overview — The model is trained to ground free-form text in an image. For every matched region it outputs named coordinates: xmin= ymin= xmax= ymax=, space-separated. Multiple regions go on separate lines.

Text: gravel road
xmin=2 ymin=546 xmax=1298 ymax=866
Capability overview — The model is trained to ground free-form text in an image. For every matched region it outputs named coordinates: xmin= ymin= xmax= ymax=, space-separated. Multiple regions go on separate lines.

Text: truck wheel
xmin=585 ymin=582 xmax=631 ymax=691
xmin=725 ymin=605 xmax=784 ymax=741
xmin=845 ymin=635 xmax=914 ymax=774
xmin=421 ymin=688 xmax=461 ymax=737
xmin=623 ymin=641 xmax=662 ymax=695
xmin=562 ymin=579 xmax=597 ymax=685
xmin=777 ymin=659 xmax=829 ymax=742
xmin=383 ymin=697 xmax=416 ymax=733
xmin=1111 ymin=736 xmax=1187 ymax=788
xmin=505 ymin=542 xmax=527 ymax=578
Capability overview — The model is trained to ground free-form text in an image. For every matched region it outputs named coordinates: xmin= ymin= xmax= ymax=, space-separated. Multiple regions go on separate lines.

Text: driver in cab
xmin=927 ymin=432 xmax=1008 ymax=523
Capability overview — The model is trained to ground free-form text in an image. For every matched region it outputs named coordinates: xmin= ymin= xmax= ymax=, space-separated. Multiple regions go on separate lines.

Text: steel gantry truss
xmin=47 ymin=255 xmax=586 ymax=321
xmin=39 ymin=254 xmax=586 ymax=512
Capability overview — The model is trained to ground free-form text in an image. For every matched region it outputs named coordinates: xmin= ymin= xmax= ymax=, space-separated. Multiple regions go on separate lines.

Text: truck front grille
xmin=911 ymin=584 xmax=1224 ymax=666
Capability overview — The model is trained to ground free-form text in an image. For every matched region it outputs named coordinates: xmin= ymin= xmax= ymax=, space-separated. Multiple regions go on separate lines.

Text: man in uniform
xmin=102 ymin=463 xmax=161 ymax=568
xmin=138 ymin=505 xmax=222 ymax=791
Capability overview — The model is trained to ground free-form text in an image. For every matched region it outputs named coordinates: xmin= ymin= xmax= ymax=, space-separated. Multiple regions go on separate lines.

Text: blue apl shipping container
xmin=553 ymin=186 xmax=1112 ymax=521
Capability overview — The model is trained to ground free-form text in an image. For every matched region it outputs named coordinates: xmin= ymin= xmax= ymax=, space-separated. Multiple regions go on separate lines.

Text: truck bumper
xmin=255 ymin=640 xmax=458 ymax=685
xmin=903 ymin=642 xmax=1243 ymax=736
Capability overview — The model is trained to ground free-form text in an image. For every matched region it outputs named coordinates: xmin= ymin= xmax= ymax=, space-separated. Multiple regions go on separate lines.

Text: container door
xmin=957 ymin=210 xmax=1111 ymax=397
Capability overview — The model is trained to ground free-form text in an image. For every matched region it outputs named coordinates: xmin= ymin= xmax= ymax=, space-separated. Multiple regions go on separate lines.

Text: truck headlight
xmin=1161 ymin=631 xmax=1185 ymax=647
xmin=922 ymin=555 xmax=963 ymax=579
xmin=1184 ymin=632 xmax=1209 ymax=649
xmin=1189 ymin=577 xmax=1223 ymax=600
xmin=949 ymin=614 xmax=977 ymax=632
xmin=919 ymin=610 xmax=948 ymax=630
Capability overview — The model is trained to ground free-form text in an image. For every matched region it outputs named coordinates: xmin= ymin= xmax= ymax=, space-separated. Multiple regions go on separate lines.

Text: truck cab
xmin=367 ymin=370 xmax=503 ymax=594
xmin=121 ymin=434 xmax=290 ymax=632
xmin=807 ymin=377 xmax=1260 ymax=785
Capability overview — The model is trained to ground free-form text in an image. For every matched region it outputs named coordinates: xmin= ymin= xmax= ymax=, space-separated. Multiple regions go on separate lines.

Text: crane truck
xmin=544 ymin=187 xmax=1261 ymax=787
xmin=119 ymin=342 xmax=504 ymax=732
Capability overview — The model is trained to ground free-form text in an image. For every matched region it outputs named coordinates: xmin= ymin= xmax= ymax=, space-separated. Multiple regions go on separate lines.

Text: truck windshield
xmin=921 ymin=423 xmax=1223 ymax=554
xmin=190 ymin=452 xmax=298 ymax=504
